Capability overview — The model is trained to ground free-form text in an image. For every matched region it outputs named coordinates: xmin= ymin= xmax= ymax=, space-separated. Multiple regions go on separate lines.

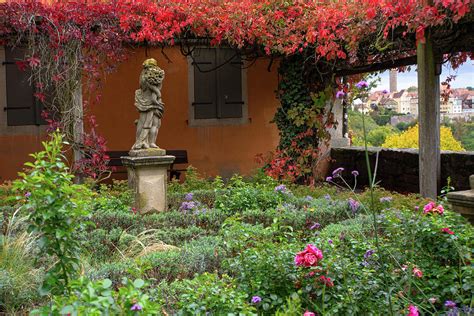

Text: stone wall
xmin=330 ymin=147 xmax=474 ymax=193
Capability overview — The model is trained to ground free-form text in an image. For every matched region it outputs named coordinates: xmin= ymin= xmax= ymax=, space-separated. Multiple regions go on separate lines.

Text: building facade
xmin=0 ymin=46 xmax=284 ymax=181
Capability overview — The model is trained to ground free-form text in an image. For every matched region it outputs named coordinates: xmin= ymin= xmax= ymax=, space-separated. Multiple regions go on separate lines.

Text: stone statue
xmin=132 ymin=58 xmax=165 ymax=150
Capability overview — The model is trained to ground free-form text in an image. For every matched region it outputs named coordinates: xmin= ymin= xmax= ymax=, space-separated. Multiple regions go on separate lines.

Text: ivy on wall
xmin=260 ymin=56 xmax=334 ymax=184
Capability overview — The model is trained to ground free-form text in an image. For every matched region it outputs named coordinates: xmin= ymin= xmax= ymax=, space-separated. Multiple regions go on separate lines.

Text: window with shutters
xmin=188 ymin=48 xmax=248 ymax=126
xmin=2 ymin=47 xmax=46 ymax=126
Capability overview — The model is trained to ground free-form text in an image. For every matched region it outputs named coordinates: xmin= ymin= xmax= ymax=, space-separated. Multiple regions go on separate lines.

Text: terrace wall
xmin=330 ymin=147 xmax=474 ymax=193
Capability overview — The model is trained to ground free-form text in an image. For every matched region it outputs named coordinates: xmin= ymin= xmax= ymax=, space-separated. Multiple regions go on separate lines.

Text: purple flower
xmin=304 ymin=195 xmax=314 ymax=201
xmin=251 ymin=296 xmax=262 ymax=304
xmin=325 ymin=176 xmax=333 ymax=182
xmin=380 ymin=196 xmax=392 ymax=203
xmin=328 ymin=239 xmax=333 ymax=245
xmin=184 ymin=192 xmax=194 ymax=201
xmin=351 ymin=170 xmax=359 ymax=177
xmin=310 ymin=222 xmax=321 ymax=230
xmin=356 ymin=81 xmax=369 ymax=89
xmin=336 ymin=90 xmax=345 ymax=99
xmin=364 ymin=249 xmax=375 ymax=259
xmin=130 ymin=303 xmax=143 ymax=311
xmin=179 ymin=201 xmax=196 ymax=213
xmin=332 ymin=167 xmax=344 ymax=177
xmin=382 ymin=89 xmax=389 ymax=94
xmin=445 ymin=301 xmax=457 ymax=309
xmin=274 ymin=184 xmax=288 ymax=193
xmin=24 ymin=192 xmax=31 ymax=198
xmin=324 ymin=194 xmax=331 ymax=200
xmin=415 ymin=206 xmax=420 ymax=211
xmin=348 ymin=198 xmax=360 ymax=214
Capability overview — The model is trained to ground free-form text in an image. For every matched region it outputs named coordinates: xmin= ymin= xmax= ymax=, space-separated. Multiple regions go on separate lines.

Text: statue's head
xmin=143 ymin=58 xmax=158 ymax=68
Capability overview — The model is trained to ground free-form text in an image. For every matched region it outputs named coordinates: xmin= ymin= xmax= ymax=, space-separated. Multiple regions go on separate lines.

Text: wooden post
xmin=72 ymin=84 xmax=84 ymax=183
xmin=417 ymin=32 xmax=441 ymax=199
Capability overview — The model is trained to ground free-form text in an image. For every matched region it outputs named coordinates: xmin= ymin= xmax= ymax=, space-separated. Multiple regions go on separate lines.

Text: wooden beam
xmin=335 ymin=55 xmax=417 ymax=76
xmin=417 ymin=32 xmax=440 ymax=199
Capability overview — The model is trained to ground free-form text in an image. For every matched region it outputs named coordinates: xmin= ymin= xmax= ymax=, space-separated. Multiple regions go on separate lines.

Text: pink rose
xmin=407 ymin=305 xmax=419 ymax=316
xmin=423 ymin=201 xmax=435 ymax=213
xmin=436 ymin=204 xmax=444 ymax=214
xmin=294 ymin=253 xmax=305 ymax=266
xmin=306 ymin=244 xmax=323 ymax=260
xmin=441 ymin=228 xmax=454 ymax=235
xmin=412 ymin=267 xmax=423 ymax=278
xmin=303 ymin=311 xmax=316 ymax=316
xmin=304 ymin=253 xmax=318 ymax=266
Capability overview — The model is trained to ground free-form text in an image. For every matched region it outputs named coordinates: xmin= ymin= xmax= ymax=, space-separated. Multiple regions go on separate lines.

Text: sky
xmin=373 ymin=58 xmax=474 ymax=92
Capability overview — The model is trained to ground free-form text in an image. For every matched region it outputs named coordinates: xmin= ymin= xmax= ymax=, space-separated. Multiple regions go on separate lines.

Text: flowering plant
xmin=294 ymin=244 xmax=323 ymax=267
xmin=423 ymin=201 xmax=444 ymax=215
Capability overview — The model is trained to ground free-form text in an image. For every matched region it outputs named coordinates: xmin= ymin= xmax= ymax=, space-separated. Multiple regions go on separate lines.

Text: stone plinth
xmin=447 ymin=175 xmax=474 ymax=224
xmin=122 ymin=152 xmax=175 ymax=213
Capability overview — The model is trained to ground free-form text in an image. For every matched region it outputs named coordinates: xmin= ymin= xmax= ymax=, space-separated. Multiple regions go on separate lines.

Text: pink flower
xmin=294 ymin=253 xmax=305 ymax=265
xmin=319 ymin=275 xmax=334 ymax=287
xmin=295 ymin=244 xmax=323 ymax=267
xmin=306 ymin=244 xmax=324 ymax=260
xmin=423 ymin=201 xmax=435 ymax=213
xmin=304 ymin=311 xmax=316 ymax=316
xmin=441 ymin=228 xmax=454 ymax=235
xmin=412 ymin=267 xmax=423 ymax=278
xmin=423 ymin=201 xmax=444 ymax=215
xmin=407 ymin=305 xmax=419 ymax=316
xmin=336 ymin=90 xmax=345 ymax=99
xmin=304 ymin=253 xmax=318 ymax=266
xmin=437 ymin=204 xmax=444 ymax=214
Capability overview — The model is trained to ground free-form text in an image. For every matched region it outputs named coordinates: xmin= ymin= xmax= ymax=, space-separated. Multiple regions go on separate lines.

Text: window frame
xmin=187 ymin=47 xmax=249 ymax=127
xmin=0 ymin=46 xmax=47 ymax=135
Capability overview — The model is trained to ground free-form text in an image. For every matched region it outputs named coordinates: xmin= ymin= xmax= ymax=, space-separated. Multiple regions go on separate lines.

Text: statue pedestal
xmin=121 ymin=151 xmax=175 ymax=213
xmin=447 ymin=175 xmax=474 ymax=224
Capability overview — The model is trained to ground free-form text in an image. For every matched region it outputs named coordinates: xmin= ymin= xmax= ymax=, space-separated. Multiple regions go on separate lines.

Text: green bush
xmin=171 ymin=273 xmax=256 ymax=315
xmin=224 ymin=239 xmax=300 ymax=313
xmin=13 ymin=132 xmax=93 ymax=295
xmin=140 ymin=236 xmax=224 ymax=283
xmin=32 ymin=277 xmax=160 ymax=315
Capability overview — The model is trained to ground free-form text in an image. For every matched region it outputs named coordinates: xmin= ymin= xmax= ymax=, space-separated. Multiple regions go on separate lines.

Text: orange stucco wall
xmin=0 ymin=47 xmax=280 ymax=182
xmin=92 ymin=47 xmax=280 ymax=178
xmin=0 ymin=134 xmax=47 ymax=182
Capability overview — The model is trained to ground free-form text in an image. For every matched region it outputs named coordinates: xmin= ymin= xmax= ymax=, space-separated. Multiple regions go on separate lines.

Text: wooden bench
xmin=106 ymin=150 xmax=188 ymax=180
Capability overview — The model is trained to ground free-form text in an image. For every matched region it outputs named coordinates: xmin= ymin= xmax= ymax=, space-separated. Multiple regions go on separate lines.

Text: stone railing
xmin=330 ymin=146 xmax=474 ymax=193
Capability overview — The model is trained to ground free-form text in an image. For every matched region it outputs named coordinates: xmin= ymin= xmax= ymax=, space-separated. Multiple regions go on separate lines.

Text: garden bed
xmin=1 ymin=163 xmax=473 ymax=315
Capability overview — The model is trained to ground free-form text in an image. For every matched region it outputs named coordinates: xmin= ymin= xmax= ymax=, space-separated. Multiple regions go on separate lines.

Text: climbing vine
xmin=0 ymin=0 xmax=472 ymax=180
xmin=259 ymin=56 xmax=335 ymax=185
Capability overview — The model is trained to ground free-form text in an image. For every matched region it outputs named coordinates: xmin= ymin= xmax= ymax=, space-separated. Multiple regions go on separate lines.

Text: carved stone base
xmin=121 ymin=155 xmax=175 ymax=213
xmin=447 ymin=175 xmax=474 ymax=224
xmin=129 ymin=148 xmax=166 ymax=157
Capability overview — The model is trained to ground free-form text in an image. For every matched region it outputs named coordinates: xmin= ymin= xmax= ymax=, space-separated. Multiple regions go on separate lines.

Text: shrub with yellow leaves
xmin=382 ymin=124 xmax=465 ymax=151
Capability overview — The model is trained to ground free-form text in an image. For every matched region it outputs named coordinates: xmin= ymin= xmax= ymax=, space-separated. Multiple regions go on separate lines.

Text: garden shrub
xmin=382 ymin=124 xmax=465 ymax=151
xmin=88 ymin=260 xmax=135 ymax=285
xmin=224 ymin=240 xmax=300 ymax=313
xmin=32 ymin=277 xmax=160 ymax=315
xmin=168 ymin=189 xmax=217 ymax=210
xmin=0 ymin=183 xmax=16 ymax=207
xmin=13 ymin=132 xmax=93 ymax=295
xmin=170 ymin=273 xmax=256 ymax=315
xmin=0 ymin=211 xmax=43 ymax=312
xmin=137 ymin=236 xmax=224 ymax=284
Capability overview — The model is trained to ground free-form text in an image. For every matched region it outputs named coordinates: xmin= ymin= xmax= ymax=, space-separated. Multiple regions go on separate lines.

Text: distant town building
xmin=365 ymin=86 xmax=474 ymax=118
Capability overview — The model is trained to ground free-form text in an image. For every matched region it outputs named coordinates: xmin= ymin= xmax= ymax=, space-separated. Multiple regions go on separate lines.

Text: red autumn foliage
xmin=0 ymin=0 xmax=472 ymax=179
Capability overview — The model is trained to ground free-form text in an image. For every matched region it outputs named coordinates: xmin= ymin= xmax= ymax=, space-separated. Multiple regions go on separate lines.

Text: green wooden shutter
xmin=192 ymin=48 xmax=217 ymax=119
xmin=4 ymin=47 xmax=45 ymax=126
xmin=217 ymin=49 xmax=243 ymax=119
